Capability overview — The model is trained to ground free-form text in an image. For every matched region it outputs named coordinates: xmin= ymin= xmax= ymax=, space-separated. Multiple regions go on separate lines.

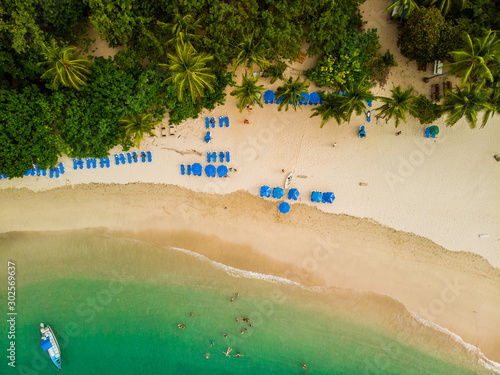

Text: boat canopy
xmin=41 ymin=338 xmax=53 ymax=351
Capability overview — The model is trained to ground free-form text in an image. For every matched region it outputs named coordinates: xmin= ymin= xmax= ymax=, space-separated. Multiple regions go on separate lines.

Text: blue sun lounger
xmin=127 ymin=153 xmax=132 ymax=164
xmin=211 ymin=152 xmax=217 ymax=162
xmin=141 ymin=152 xmax=146 ymax=162
xmin=147 ymin=151 xmax=152 ymax=162
xmin=367 ymin=111 xmax=371 ymax=122
xmin=205 ymin=131 xmax=211 ymax=143
xmin=224 ymin=116 xmax=229 ymax=127
xmin=219 ymin=116 xmax=224 ymax=127
xmin=132 ymin=152 xmax=138 ymax=163
xmin=78 ymin=159 xmax=84 ymax=169
xmin=36 ymin=166 xmax=42 ymax=176
xmin=226 ymin=151 xmax=230 ymax=162
xmin=207 ymin=152 xmax=212 ymax=163
xmin=359 ymin=126 xmax=366 ymax=138
xmin=366 ymin=99 xmax=372 ymax=107
xmin=100 ymin=158 xmax=105 ymax=168
xmin=54 ymin=168 xmax=60 ymax=178
xmin=120 ymin=153 xmax=126 ymax=164
xmin=210 ymin=117 xmax=215 ymax=128
xmin=41 ymin=169 xmax=46 ymax=176
xmin=181 ymin=164 xmax=185 ymax=175
xmin=59 ymin=162 xmax=65 ymax=174
xmin=187 ymin=165 xmax=192 ymax=175
xmin=91 ymin=158 xmax=97 ymax=168
xmin=114 ymin=154 xmax=120 ymax=165
xmin=206 ymin=117 xmax=210 ymax=129
xmin=73 ymin=159 xmax=78 ymax=170
xmin=49 ymin=169 xmax=54 ymax=178
xmin=219 ymin=151 xmax=224 ymax=163
xmin=86 ymin=158 xmax=91 ymax=169
xmin=105 ymin=157 xmax=110 ymax=167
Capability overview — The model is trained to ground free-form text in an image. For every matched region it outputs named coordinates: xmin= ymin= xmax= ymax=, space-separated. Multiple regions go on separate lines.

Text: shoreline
xmin=1 ymin=183 xmax=499 ymax=366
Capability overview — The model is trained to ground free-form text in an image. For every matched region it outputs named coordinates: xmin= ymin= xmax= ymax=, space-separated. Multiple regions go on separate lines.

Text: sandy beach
xmin=1 ymin=0 xmax=499 ymax=371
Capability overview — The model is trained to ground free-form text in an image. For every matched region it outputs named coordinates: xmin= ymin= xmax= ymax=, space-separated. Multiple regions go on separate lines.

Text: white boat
xmin=40 ymin=323 xmax=61 ymax=370
xmin=285 ymin=172 xmax=293 ymax=189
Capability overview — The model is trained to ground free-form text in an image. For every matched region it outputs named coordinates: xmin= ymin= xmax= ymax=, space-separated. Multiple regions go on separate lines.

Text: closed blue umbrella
xmin=288 ymin=188 xmax=300 ymax=200
xmin=309 ymin=92 xmax=320 ymax=104
xmin=260 ymin=185 xmax=271 ymax=197
xmin=217 ymin=165 xmax=228 ymax=177
xmin=192 ymin=163 xmax=202 ymax=176
xmin=272 ymin=187 xmax=284 ymax=199
xmin=322 ymin=192 xmax=335 ymax=203
xmin=279 ymin=202 xmax=290 ymax=214
xmin=205 ymin=164 xmax=216 ymax=177
xmin=311 ymin=191 xmax=322 ymax=202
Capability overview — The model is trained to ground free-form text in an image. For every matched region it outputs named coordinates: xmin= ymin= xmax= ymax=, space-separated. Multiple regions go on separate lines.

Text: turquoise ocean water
xmin=0 ymin=231 xmax=485 ymax=374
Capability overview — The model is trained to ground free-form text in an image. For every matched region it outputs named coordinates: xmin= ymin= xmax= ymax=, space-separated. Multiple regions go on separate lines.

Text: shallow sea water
xmin=0 ymin=231 xmax=479 ymax=374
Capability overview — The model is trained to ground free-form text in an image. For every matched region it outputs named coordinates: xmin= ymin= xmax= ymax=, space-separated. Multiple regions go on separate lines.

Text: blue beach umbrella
xmin=279 ymin=202 xmax=290 ymax=214
xmin=311 ymin=191 xmax=322 ymax=202
xmin=272 ymin=187 xmax=284 ymax=199
xmin=205 ymin=164 xmax=216 ymax=177
xmin=217 ymin=165 xmax=229 ymax=177
xmin=309 ymin=92 xmax=320 ymax=105
xmin=260 ymin=185 xmax=271 ymax=197
xmin=288 ymin=188 xmax=300 ymax=200
xmin=192 ymin=163 xmax=202 ymax=176
xmin=322 ymin=192 xmax=335 ymax=204
xmin=301 ymin=92 xmax=310 ymax=104
xmin=264 ymin=90 xmax=275 ymax=102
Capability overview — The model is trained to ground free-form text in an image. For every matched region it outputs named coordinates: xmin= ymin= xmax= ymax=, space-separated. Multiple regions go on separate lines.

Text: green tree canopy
xmin=275 ymin=74 xmax=310 ymax=112
xmin=310 ymin=92 xmax=347 ymax=127
xmin=232 ymin=33 xmax=269 ymax=73
xmin=376 ymin=85 xmax=417 ymax=128
xmin=230 ymin=73 xmax=265 ymax=113
xmin=443 ymin=83 xmax=493 ymax=128
xmin=120 ymin=113 xmax=160 ymax=148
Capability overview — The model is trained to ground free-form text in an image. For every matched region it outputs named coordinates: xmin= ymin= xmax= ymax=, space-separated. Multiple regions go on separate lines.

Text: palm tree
xmin=310 ymin=92 xmax=346 ymax=127
xmin=38 ymin=40 xmax=92 ymax=90
xmin=420 ymin=0 xmax=464 ymax=15
xmin=275 ymin=74 xmax=310 ymax=112
xmin=120 ymin=113 xmax=161 ymax=148
xmin=443 ymin=84 xmax=493 ymax=128
xmin=160 ymin=42 xmax=215 ymax=103
xmin=232 ymin=33 xmax=269 ymax=73
xmin=230 ymin=73 xmax=265 ymax=112
xmin=445 ymin=31 xmax=500 ymax=87
xmin=384 ymin=0 xmax=419 ymax=18
xmin=375 ymin=85 xmax=416 ymax=127
xmin=157 ymin=13 xmax=202 ymax=47
xmin=482 ymin=87 xmax=500 ymax=127
xmin=341 ymin=81 xmax=376 ymax=123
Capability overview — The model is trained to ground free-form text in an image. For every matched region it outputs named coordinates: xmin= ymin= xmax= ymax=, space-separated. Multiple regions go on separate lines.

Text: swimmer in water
xmin=205 ymin=353 xmax=210 ymax=359
xmin=223 ymin=333 xmax=228 ymax=338
xmin=210 ymin=340 xmax=214 ymax=346
xmin=233 ymin=352 xmax=244 ymax=357
xmin=223 ymin=347 xmax=232 ymax=356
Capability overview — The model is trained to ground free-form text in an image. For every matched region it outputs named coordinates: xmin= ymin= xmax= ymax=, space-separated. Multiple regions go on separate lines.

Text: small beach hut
xmin=322 ymin=192 xmax=335 ymax=204
xmin=272 ymin=187 xmax=284 ymax=199
xmin=264 ymin=90 xmax=275 ymax=104
xmin=288 ymin=188 xmax=300 ymax=201
xmin=309 ymin=92 xmax=320 ymax=105
xmin=279 ymin=202 xmax=290 ymax=214
xmin=311 ymin=191 xmax=322 ymax=202
xmin=260 ymin=185 xmax=271 ymax=197
xmin=205 ymin=164 xmax=216 ymax=177
xmin=192 ymin=163 xmax=202 ymax=176
xmin=217 ymin=165 xmax=228 ymax=177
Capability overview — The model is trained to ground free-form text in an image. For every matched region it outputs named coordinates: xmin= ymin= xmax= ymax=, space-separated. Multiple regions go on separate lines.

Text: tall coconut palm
xmin=482 ymin=87 xmax=500 ymax=128
xmin=443 ymin=84 xmax=493 ymax=128
xmin=445 ymin=31 xmax=500 ymax=87
xmin=120 ymin=113 xmax=161 ymax=148
xmin=38 ymin=40 xmax=92 ymax=90
xmin=161 ymin=42 xmax=215 ymax=103
xmin=375 ymin=85 xmax=416 ymax=127
xmin=384 ymin=0 xmax=419 ymax=18
xmin=275 ymin=74 xmax=310 ymax=112
xmin=421 ymin=0 xmax=464 ymax=15
xmin=230 ymin=73 xmax=265 ymax=112
xmin=310 ymin=92 xmax=346 ymax=127
xmin=341 ymin=81 xmax=376 ymax=123
xmin=232 ymin=33 xmax=269 ymax=73
xmin=157 ymin=13 xmax=202 ymax=47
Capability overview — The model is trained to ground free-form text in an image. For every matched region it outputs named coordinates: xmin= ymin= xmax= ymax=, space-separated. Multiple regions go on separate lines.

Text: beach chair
xmin=59 ymin=162 xmax=65 ymax=174
xmin=181 ymin=164 xmax=185 ymax=175
xmin=226 ymin=151 xmax=230 ymax=162
xmin=73 ymin=159 xmax=78 ymax=170
xmin=114 ymin=154 xmax=119 ymax=165
xmin=224 ymin=116 xmax=229 ymax=127
xmin=366 ymin=99 xmax=372 ymax=107
xmin=425 ymin=127 xmax=430 ymax=138
xmin=36 ymin=166 xmax=42 ymax=176
xmin=49 ymin=169 xmax=54 ymax=178
xmin=147 ymin=151 xmax=152 ymax=162
xmin=55 ymin=168 xmax=60 ymax=178
xmin=205 ymin=117 xmax=210 ymax=129
xmin=210 ymin=117 xmax=215 ymax=128
xmin=78 ymin=159 xmax=84 ymax=169
xmin=219 ymin=116 xmax=223 ymax=127
xmin=91 ymin=158 xmax=97 ymax=168
xmin=86 ymin=158 xmax=91 ymax=169
xmin=367 ymin=111 xmax=371 ymax=122
xmin=265 ymin=99 xmax=269 ymax=104
xmin=132 ymin=152 xmax=138 ymax=163
xmin=359 ymin=126 xmax=366 ymax=139
xmin=41 ymin=169 xmax=47 ymax=176
xmin=105 ymin=157 xmax=110 ymax=168
xmin=120 ymin=153 xmax=126 ymax=164
xmin=24 ymin=169 xmax=31 ymax=176
xmin=127 ymin=153 xmax=132 ymax=164
xmin=219 ymin=151 xmax=224 ymax=163
xmin=187 ymin=165 xmax=192 ymax=175
xmin=211 ymin=152 xmax=217 ymax=162
xmin=99 ymin=158 xmax=105 ymax=168
xmin=205 ymin=131 xmax=212 ymax=143
xmin=207 ymin=152 xmax=212 ymax=163
xmin=141 ymin=152 xmax=146 ymax=162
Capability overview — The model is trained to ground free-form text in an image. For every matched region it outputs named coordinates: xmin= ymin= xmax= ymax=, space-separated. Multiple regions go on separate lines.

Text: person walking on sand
xmin=396 ymin=131 xmax=402 ymax=136
xmin=333 ymin=142 xmax=337 ymax=147
xmin=243 ymin=119 xmax=249 ymax=124
xmin=223 ymin=347 xmax=232 ymax=356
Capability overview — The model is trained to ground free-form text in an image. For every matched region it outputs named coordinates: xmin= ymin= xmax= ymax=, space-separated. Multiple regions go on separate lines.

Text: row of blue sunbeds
xmin=205 ymin=116 xmax=229 ymax=128
xmin=207 ymin=151 xmax=230 ymax=163
xmin=181 ymin=163 xmax=229 ymax=178
xmin=260 ymin=186 xmax=335 ymax=203
xmin=114 ymin=151 xmax=152 ymax=165
xmin=15 ymin=162 xmax=66 ymax=179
